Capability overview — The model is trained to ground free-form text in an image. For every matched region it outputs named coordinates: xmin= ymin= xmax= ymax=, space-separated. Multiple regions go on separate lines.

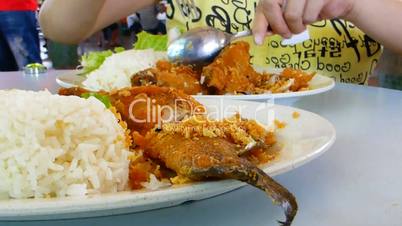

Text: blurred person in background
xmin=127 ymin=13 xmax=142 ymax=42
xmin=102 ymin=23 xmax=120 ymax=48
xmin=156 ymin=1 xmax=167 ymax=26
xmin=137 ymin=4 xmax=166 ymax=35
xmin=0 ymin=0 xmax=42 ymax=71
xmin=127 ymin=13 xmax=142 ymax=34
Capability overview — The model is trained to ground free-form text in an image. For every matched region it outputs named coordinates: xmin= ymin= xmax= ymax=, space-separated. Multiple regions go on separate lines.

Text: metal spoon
xmin=167 ymin=27 xmax=309 ymax=66
xmin=167 ymin=27 xmax=250 ymax=66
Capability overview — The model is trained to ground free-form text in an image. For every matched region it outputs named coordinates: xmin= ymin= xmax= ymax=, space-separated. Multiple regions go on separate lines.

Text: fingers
xmin=253 ymin=0 xmax=328 ymax=39
xmin=303 ymin=0 xmax=326 ymax=24
xmin=261 ymin=0 xmax=292 ymax=38
xmin=284 ymin=0 xmax=307 ymax=34
xmin=252 ymin=7 xmax=270 ymax=45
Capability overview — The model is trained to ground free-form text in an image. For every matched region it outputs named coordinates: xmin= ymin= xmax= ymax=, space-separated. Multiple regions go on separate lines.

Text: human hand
xmin=252 ymin=0 xmax=357 ymax=45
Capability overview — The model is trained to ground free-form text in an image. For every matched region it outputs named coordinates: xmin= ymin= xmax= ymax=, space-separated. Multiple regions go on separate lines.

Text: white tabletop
xmin=1 ymin=71 xmax=402 ymax=226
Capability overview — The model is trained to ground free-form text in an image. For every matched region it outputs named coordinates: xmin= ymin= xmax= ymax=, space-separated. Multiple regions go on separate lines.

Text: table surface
xmin=1 ymin=71 xmax=402 ymax=226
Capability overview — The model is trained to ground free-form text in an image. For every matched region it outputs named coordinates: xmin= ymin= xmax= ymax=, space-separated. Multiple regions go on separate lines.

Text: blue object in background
xmin=0 ymin=11 xmax=42 ymax=71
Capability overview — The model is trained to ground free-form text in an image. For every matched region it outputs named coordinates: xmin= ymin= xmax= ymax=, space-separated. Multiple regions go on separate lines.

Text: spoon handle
xmin=232 ymin=30 xmax=252 ymax=40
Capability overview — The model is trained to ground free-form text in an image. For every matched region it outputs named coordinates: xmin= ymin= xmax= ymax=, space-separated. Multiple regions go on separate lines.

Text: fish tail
xmin=191 ymin=164 xmax=297 ymax=225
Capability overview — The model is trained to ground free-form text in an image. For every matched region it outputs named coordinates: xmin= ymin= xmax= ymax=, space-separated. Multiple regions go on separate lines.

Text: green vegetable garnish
xmin=81 ymin=93 xmax=112 ymax=108
xmin=79 ymin=47 xmax=125 ymax=75
xmin=25 ymin=63 xmax=47 ymax=70
xmin=134 ymin=31 xmax=168 ymax=51
xmin=113 ymin=46 xmax=125 ymax=53
xmin=24 ymin=63 xmax=47 ymax=74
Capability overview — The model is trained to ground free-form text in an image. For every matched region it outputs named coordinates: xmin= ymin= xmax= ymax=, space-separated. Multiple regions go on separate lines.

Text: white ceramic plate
xmin=0 ymin=99 xmax=336 ymax=220
xmin=56 ymin=70 xmax=335 ymax=100
xmin=56 ymin=71 xmax=86 ymax=89
xmin=196 ymin=73 xmax=335 ymax=100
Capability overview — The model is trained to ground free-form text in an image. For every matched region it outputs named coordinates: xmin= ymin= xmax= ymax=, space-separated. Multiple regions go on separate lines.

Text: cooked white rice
xmin=0 ymin=90 xmax=131 ymax=199
xmin=82 ymin=49 xmax=166 ymax=91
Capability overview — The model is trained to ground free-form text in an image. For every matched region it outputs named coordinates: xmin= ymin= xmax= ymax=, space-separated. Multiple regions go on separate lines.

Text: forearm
xmin=39 ymin=0 xmax=155 ymax=44
xmin=347 ymin=0 xmax=402 ymax=53
xmin=39 ymin=0 xmax=106 ymax=44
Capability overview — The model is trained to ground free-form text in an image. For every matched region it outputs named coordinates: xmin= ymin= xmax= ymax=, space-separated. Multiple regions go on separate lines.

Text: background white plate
xmin=196 ymin=73 xmax=335 ymax=100
xmin=0 ymin=99 xmax=336 ymax=220
xmin=56 ymin=71 xmax=86 ymax=89
xmin=56 ymin=69 xmax=335 ymax=100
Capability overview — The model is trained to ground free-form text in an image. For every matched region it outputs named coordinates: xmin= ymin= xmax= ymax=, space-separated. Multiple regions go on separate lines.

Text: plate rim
xmin=55 ymin=70 xmax=335 ymax=100
xmin=195 ymin=75 xmax=335 ymax=100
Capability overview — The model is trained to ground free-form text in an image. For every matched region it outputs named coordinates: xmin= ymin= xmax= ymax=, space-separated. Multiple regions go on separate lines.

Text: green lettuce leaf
xmin=133 ymin=31 xmax=168 ymax=51
xmin=79 ymin=47 xmax=125 ymax=75
xmin=81 ymin=93 xmax=112 ymax=108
